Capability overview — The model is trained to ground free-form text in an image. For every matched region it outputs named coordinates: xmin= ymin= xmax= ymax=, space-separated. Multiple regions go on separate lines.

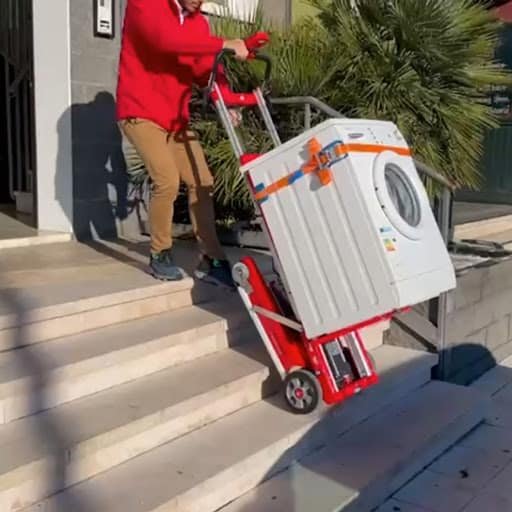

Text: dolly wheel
xmin=284 ymin=369 xmax=321 ymax=414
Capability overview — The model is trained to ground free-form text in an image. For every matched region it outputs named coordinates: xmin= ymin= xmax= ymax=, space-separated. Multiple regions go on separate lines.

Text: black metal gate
xmin=0 ymin=0 xmax=36 ymax=214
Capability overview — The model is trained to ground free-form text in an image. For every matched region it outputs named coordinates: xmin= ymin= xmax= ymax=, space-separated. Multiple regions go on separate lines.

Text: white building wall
xmin=32 ymin=0 xmax=74 ymax=233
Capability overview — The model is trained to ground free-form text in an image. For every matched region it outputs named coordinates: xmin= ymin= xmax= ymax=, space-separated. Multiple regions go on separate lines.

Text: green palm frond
xmin=125 ymin=0 xmax=512 ymax=220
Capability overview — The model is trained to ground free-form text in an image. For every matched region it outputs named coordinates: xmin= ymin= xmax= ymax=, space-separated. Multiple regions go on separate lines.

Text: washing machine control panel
xmin=344 ymin=123 xmax=408 ymax=148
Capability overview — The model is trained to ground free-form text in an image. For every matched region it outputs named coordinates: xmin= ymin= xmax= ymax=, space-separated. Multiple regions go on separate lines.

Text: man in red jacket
xmin=117 ymin=0 xmax=248 ymax=286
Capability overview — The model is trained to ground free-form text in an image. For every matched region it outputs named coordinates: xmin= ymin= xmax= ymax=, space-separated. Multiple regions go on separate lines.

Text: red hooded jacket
xmin=116 ymin=0 xmax=229 ymax=132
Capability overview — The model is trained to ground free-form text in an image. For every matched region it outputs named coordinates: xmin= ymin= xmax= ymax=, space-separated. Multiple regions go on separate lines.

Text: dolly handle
xmin=206 ymin=32 xmax=272 ymax=107
xmin=208 ymin=51 xmax=272 ymax=108
xmin=205 ymin=32 xmax=281 ymax=159
xmin=245 ymin=31 xmax=270 ymax=55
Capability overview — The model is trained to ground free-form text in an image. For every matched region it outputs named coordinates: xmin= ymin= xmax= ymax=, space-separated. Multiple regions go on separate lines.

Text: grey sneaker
xmin=149 ymin=249 xmax=183 ymax=281
xmin=194 ymin=255 xmax=235 ymax=289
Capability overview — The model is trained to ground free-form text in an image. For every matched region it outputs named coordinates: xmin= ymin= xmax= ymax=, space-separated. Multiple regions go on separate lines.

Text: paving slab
xmin=462 ymin=491 xmax=512 ymax=512
xmin=395 ymin=470 xmax=476 ymax=512
xmin=480 ymin=460 xmax=512 ymax=499
xmin=429 ymin=444 xmax=510 ymax=490
xmin=472 ymin=360 xmax=512 ymax=396
xmin=380 ymin=358 xmax=512 ymax=512
xmin=459 ymin=424 xmax=512 ymax=454
xmin=376 ymin=498 xmax=434 ymax=511
xmin=220 ymin=383 xmax=485 ymax=512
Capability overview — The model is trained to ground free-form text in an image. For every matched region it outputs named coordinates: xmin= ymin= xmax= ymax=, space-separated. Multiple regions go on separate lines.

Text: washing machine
xmin=241 ymin=118 xmax=456 ymax=340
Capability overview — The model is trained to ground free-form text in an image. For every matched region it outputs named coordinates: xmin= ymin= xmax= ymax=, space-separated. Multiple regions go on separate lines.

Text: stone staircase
xmin=0 ymin=241 xmax=488 ymax=512
xmin=455 ymin=214 xmax=512 ymax=251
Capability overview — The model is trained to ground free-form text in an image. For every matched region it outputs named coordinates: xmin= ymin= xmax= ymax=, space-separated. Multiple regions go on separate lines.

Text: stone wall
xmin=69 ymin=0 xmax=126 ymax=240
xmin=445 ymin=258 xmax=512 ymax=383
xmin=386 ymin=257 xmax=512 ymax=385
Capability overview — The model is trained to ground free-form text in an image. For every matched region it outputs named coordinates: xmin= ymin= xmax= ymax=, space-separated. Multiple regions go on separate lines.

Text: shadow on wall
xmin=55 ymin=91 xmax=128 ymax=241
xmin=216 ymin=343 xmax=497 ymax=512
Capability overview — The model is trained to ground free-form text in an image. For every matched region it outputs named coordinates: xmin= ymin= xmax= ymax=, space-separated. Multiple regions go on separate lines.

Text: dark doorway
xmin=0 ymin=0 xmax=37 ymax=227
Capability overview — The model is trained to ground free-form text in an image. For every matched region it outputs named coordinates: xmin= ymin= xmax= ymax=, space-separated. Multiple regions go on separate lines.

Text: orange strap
xmin=254 ymin=139 xmax=411 ymax=203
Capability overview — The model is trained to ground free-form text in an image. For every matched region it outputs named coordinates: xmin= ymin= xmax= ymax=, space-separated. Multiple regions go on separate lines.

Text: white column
xmin=32 ymin=0 xmax=74 ymax=233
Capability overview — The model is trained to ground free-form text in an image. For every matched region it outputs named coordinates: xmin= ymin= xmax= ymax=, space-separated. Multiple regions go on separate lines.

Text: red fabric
xmin=116 ymin=0 xmax=229 ymax=132
xmin=496 ymin=1 xmax=512 ymax=22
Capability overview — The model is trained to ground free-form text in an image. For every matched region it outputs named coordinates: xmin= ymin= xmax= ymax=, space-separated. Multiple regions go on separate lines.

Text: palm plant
xmin=311 ymin=0 xmax=511 ymax=190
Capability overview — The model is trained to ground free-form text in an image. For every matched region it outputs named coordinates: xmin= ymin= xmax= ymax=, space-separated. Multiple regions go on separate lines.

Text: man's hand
xmin=223 ymin=39 xmax=249 ymax=61
xmin=229 ymin=108 xmax=242 ymax=127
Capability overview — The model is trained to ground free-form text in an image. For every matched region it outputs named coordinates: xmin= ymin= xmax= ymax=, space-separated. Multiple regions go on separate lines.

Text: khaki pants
xmin=120 ymin=119 xmax=225 ymax=259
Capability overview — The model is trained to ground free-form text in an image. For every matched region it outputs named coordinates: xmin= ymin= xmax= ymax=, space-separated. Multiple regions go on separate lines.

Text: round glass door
xmin=374 ymin=152 xmax=423 ymax=240
xmin=384 ymin=163 xmax=421 ymax=228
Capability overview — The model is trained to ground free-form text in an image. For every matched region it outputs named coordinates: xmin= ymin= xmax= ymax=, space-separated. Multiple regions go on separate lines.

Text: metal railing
xmin=270 ymin=96 xmax=455 ymax=380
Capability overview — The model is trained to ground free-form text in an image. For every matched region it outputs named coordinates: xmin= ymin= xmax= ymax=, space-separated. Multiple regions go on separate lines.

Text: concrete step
xmin=24 ymin=346 xmax=437 ymax=512
xmin=0 ymin=241 xmax=238 ymax=350
xmin=0 ymin=212 xmax=72 ymax=250
xmin=0 ymin=276 xmax=199 ymax=350
xmin=454 ymin=214 xmax=512 ymax=242
xmin=0 ymin=344 xmax=271 ymax=512
xmin=385 ymin=309 xmax=437 ymax=353
xmin=222 ymin=382 xmax=487 ymax=512
xmin=0 ymin=298 xmax=251 ymax=423
xmin=0 ymin=233 xmax=72 ymax=251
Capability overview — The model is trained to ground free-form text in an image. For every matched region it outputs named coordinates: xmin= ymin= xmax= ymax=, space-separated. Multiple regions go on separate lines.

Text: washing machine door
xmin=373 ymin=151 xmax=424 ymax=241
